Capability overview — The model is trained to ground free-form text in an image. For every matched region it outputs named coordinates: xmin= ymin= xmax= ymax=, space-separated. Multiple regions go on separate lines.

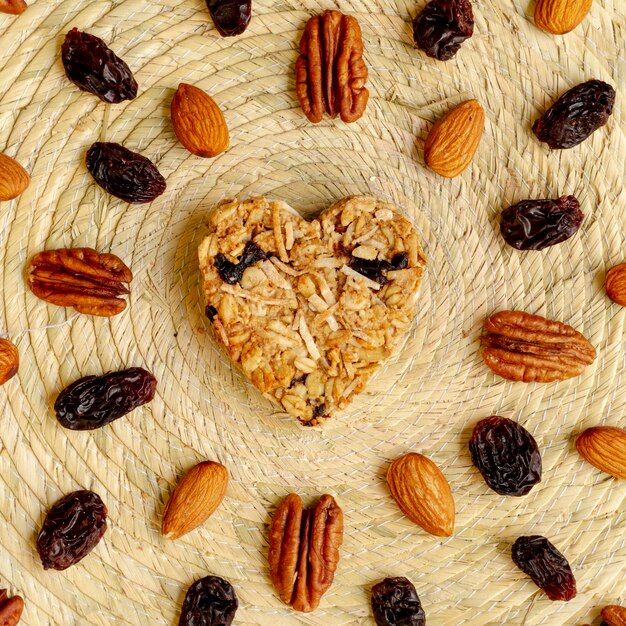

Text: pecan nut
xmin=268 ymin=493 xmax=343 ymax=612
xmin=295 ymin=10 xmax=369 ymax=124
xmin=0 ymin=589 xmax=24 ymax=626
xmin=606 ymin=263 xmax=626 ymax=306
xmin=482 ymin=311 xmax=596 ymax=382
xmin=27 ymin=248 xmax=132 ymax=317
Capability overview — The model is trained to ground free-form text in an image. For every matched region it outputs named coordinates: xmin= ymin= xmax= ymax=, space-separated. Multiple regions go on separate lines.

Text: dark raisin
xmin=512 ymin=536 xmax=577 ymax=601
xmin=214 ymin=241 xmax=267 ymax=284
xmin=206 ymin=0 xmax=251 ymax=37
xmin=390 ymin=252 xmax=409 ymax=269
xmin=205 ymin=305 xmax=218 ymax=320
xmin=312 ymin=402 xmax=326 ymax=419
xmin=289 ymin=374 xmax=307 ymax=388
xmin=500 ymin=195 xmax=583 ymax=251
xmin=469 ymin=416 xmax=542 ymax=496
xmin=86 ymin=142 xmax=166 ymax=204
xmin=54 ymin=367 xmax=157 ymax=430
xmin=61 ymin=28 xmax=138 ymax=104
xmin=371 ymin=577 xmax=426 ymax=626
xmin=37 ymin=490 xmax=107 ymax=570
xmin=533 ymin=80 xmax=615 ymax=149
xmin=349 ymin=252 xmax=408 ymax=286
xmin=179 ymin=575 xmax=238 ymax=626
xmin=413 ymin=0 xmax=474 ymax=61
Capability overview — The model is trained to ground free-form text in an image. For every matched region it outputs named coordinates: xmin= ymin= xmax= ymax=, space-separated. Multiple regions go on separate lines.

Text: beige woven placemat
xmin=0 ymin=0 xmax=624 ymax=624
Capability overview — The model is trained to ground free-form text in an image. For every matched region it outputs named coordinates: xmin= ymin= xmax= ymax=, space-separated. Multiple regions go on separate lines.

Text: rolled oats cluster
xmin=198 ymin=195 xmax=426 ymax=425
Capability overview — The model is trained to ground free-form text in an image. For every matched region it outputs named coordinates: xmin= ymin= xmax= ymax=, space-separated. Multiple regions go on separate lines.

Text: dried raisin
xmin=533 ymin=80 xmax=615 ymax=149
xmin=469 ymin=416 xmax=542 ymax=496
xmin=214 ymin=241 xmax=267 ymax=284
xmin=500 ymin=195 xmax=583 ymax=251
xmin=37 ymin=490 xmax=107 ymax=570
xmin=512 ymin=535 xmax=576 ymax=601
xmin=179 ymin=576 xmax=238 ymax=626
xmin=413 ymin=0 xmax=474 ymax=61
xmin=371 ymin=577 xmax=426 ymax=626
xmin=206 ymin=0 xmax=251 ymax=37
xmin=349 ymin=252 xmax=409 ymax=285
xmin=86 ymin=142 xmax=166 ymax=204
xmin=62 ymin=28 xmax=138 ymax=103
xmin=54 ymin=367 xmax=157 ymax=430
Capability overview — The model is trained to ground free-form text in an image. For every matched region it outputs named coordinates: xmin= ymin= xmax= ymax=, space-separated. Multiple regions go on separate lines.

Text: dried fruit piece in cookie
xmin=61 ymin=28 xmax=138 ymax=103
xmin=413 ymin=0 xmax=474 ymax=61
xmin=198 ymin=196 xmax=426 ymax=424
xmin=86 ymin=142 xmax=166 ymax=203
xmin=469 ymin=416 xmax=542 ymax=496
xmin=54 ymin=367 xmax=157 ymax=430
xmin=296 ymin=10 xmax=369 ymax=123
xmin=500 ymin=195 xmax=583 ymax=250
xmin=37 ymin=490 xmax=107 ymax=570
xmin=371 ymin=577 xmax=426 ymax=626
xmin=268 ymin=493 xmax=343 ymax=612
xmin=482 ymin=311 xmax=596 ymax=382
xmin=512 ymin=535 xmax=576 ymax=601
xmin=179 ymin=576 xmax=238 ymax=625
xmin=533 ymin=80 xmax=615 ymax=149
xmin=27 ymin=248 xmax=132 ymax=316
xmin=206 ymin=0 xmax=251 ymax=36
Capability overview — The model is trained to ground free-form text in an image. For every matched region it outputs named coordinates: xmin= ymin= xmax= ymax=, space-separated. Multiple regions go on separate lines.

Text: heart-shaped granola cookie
xmin=198 ymin=195 xmax=426 ymax=425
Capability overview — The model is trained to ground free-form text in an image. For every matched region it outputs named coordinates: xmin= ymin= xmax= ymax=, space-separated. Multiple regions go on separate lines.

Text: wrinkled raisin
xmin=206 ymin=0 xmax=251 ymax=37
xmin=179 ymin=576 xmax=238 ymax=626
xmin=54 ymin=367 xmax=157 ymax=430
xmin=533 ymin=80 xmax=615 ymax=149
xmin=62 ymin=28 xmax=138 ymax=103
xmin=214 ymin=241 xmax=267 ymax=284
xmin=86 ymin=142 xmax=166 ymax=204
xmin=413 ymin=0 xmax=474 ymax=61
xmin=469 ymin=416 xmax=542 ymax=496
xmin=500 ymin=195 xmax=583 ymax=251
xmin=512 ymin=536 xmax=577 ymax=601
xmin=37 ymin=490 xmax=107 ymax=570
xmin=349 ymin=252 xmax=409 ymax=285
xmin=205 ymin=305 xmax=218 ymax=320
xmin=371 ymin=577 xmax=426 ymax=626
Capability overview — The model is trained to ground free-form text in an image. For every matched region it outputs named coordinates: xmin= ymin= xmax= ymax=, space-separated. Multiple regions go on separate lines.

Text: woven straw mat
xmin=0 ymin=0 xmax=625 ymax=624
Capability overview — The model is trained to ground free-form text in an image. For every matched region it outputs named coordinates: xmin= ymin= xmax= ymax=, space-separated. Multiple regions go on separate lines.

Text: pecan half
xmin=27 ymin=248 xmax=132 ymax=317
xmin=482 ymin=311 xmax=596 ymax=382
xmin=0 ymin=589 xmax=24 ymax=626
xmin=268 ymin=493 xmax=343 ymax=612
xmin=295 ymin=10 xmax=369 ymax=124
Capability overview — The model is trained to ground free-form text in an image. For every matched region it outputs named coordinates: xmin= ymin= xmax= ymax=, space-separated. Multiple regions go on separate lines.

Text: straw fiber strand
xmin=0 ymin=0 xmax=624 ymax=624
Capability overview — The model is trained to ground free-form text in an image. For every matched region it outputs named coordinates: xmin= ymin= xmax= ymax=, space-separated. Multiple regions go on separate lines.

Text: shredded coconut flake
xmin=314 ymin=257 xmax=342 ymax=268
xmin=308 ymin=294 xmax=329 ymax=312
xmin=271 ymin=257 xmax=301 ymax=276
xmin=340 ymin=265 xmax=382 ymax=290
xmin=299 ymin=316 xmax=321 ymax=361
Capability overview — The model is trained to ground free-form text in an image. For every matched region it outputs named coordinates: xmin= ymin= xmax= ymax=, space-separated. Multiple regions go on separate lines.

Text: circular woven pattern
xmin=0 ymin=0 xmax=624 ymax=624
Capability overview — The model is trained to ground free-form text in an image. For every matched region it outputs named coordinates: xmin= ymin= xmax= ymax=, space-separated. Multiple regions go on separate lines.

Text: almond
xmin=576 ymin=426 xmax=626 ymax=479
xmin=602 ymin=605 xmax=626 ymax=626
xmin=606 ymin=263 xmax=626 ymax=306
xmin=0 ymin=339 xmax=19 ymax=385
xmin=171 ymin=83 xmax=229 ymax=158
xmin=534 ymin=0 xmax=592 ymax=34
xmin=423 ymin=99 xmax=484 ymax=178
xmin=0 ymin=0 xmax=27 ymax=14
xmin=387 ymin=452 xmax=455 ymax=537
xmin=161 ymin=460 xmax=228 ymax=539
xmin=0 ymin=153 xmax=30 ymax=201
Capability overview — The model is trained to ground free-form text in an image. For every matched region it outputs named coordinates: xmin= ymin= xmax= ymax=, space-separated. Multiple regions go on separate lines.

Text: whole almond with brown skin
xmin=0 ymin=153 xmax=29 ymax=201
xmin=387 ymin=452 xmax=455 ymax=536
xmin=534 ymin=0 xmax=592 ymax=34
xmin=0 ymin=339 xmax=19 ymax=385
xmin=602 ymin=605 xmax=626 ymax=626
xmin=162 ymin=461 xmax=228 ymax=539
xmin=0 ymin=589 xmax=24 ymax=626
xmin=0 ymin=0 xmax=27 ymax=14
xmin=576 ymin=426 xmax=626 ymax=479
xmin=171 ymin=83 xmax=229 ymax=158
xmin=606 ymin=263 xmax=626 ymax=306
xmin=424 ymin=99 xmax=484 ymax=178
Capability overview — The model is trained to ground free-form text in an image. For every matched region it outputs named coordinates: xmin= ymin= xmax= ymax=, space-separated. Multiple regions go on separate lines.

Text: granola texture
xmin=198 ymin=195 xmax=426 ymax=424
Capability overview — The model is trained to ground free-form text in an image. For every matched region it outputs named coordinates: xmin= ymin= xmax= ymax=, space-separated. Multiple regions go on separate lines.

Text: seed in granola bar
xmin=214 ymin=241 xmax=267 ymax=284
xmin=205 ymin=305 xmax=218 ymax=320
